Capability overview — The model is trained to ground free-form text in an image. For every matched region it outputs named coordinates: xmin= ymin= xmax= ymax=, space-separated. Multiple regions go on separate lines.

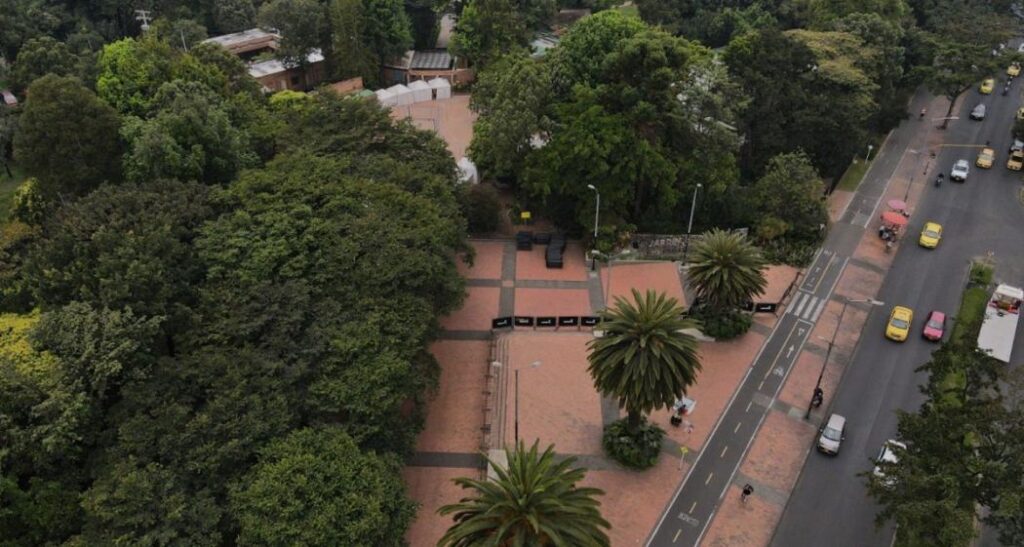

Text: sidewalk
xmin=695 ymin=92 xmax=949 ymax=546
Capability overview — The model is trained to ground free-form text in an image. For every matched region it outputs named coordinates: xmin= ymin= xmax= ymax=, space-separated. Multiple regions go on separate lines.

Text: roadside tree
xmin=746 ymin=151 xmax=829 ymax=265
xmin=439 ymin=442 xmax=610 ymax=546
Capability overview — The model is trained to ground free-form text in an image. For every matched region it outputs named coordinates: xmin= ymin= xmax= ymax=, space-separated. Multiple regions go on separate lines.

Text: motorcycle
xmin=935 ymin=173 xmax=943 ymax=187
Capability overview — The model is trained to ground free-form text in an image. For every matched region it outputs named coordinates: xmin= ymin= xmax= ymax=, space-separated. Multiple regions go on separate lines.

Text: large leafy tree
xmin=10 ymin=36 xmax=78 ymax=94
xmin=451 ymin=0 xmax=529 ymax=67
xmin=258 ymin=0 xmax=327 ymax=88
xmin=687 ymin=229 xmax=767 ymax=311
xmin=439 ymin=442 xmax=610 ymax=546
xmin=361 ymin=0 xmax=415 ymax=65
xmin=0 ymin=0 xmax=63 ymax=61
xmin=24 ymin=180 xmax=215 ymax=346
xmin=231 ymin=427 xmax=415 ymax=546
xmin=747 ymin=151 xmax=829 ymax=250
xmin=122 ymin=79 xmax=256 ymax=184
xmin=866 ymin=341 xmax=1005 ymax=546
xmin=469 ymin=54 xmax=552 ymax=182
xmin=588 ymin=289 xmax=701 ymax=431
xmin=95 ymin=37 xmax=176 ymax=116
xmin=13 ymin=74 xmax=122 ymax=200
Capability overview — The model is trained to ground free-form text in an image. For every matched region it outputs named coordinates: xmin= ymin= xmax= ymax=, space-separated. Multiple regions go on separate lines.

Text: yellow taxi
xmin=1009 ymin=62 xmax=1021 ymax=77
xmin=919 ymin=221 xmax=942 ymax=249
xmin=885 ymin=306 xmax=914 ymax=342
xmin=981 ymin=78 xmax=995 ymax=94
xmin=976 ymin=147 xmax=995 ymax=168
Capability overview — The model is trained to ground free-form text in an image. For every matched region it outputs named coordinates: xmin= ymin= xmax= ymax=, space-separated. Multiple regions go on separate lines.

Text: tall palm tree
xmin=437 ymin=442 xmax=610 ymax=547
xmin=588 ymin=288 xmax=701 ymax=432
xmin=687 ymin=229 xmax=767 ymax=311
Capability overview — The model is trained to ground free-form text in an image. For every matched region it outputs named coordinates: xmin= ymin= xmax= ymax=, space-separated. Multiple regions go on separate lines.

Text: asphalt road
xmin=771 ymin=79 xmax=1024 ymax=546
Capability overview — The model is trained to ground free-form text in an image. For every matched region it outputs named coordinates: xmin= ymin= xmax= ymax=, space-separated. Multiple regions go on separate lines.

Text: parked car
xmin=817 ymin=413 xmax=846 ymax=455
xmin=951 ymin=159 xmax=970 ymax=181
xmin=970 ymin=103 xmax=987 ymax=120
xmin=922 ymin=310 xmax=946 ymax=341
xmin=872 ymin=439 xmax=907 ymax=486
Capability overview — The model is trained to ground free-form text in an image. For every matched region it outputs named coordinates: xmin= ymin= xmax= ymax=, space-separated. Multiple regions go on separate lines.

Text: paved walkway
xmin=647 ymin=89 xmax=945 ymax=546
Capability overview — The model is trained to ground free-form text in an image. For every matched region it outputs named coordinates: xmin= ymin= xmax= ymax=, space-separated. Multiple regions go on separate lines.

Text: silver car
xmin=817 ymin=413 xmax=846 ymax=455
xmin=951 ymin=159 xmax=970 ymax=181
xmin=970 ymin=103 xmax=987 ymax=120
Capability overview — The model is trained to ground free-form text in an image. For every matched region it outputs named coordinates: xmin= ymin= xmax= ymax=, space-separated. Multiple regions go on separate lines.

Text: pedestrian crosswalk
xmin=787 ymin=291 xmax=827 ymax=322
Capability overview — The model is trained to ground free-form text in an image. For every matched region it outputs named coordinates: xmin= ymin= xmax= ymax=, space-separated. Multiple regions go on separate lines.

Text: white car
xmin=873 ymin=439 xmax=906 ymax=485
xmin=817 ymin=413 xmax=846 ymax=455
xmin=951 ymin=159 xmax=970 ymax=182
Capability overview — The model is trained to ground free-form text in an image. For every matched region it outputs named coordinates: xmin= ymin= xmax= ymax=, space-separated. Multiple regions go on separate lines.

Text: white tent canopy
xmin=408 ymin=79 xmax=432 ymax=103
xmin=374 ymin=88 xmax=397 ymax=106
xmin=457 ymin=157 xmax=478 ymax=184
xmin=387 ymin=84 xmax=414 ymax=106
xmin=428 ymin=77 xmax=451 ymax=99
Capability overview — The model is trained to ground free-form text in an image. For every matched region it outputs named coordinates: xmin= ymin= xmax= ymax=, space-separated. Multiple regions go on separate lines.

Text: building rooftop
xmin=204 ymin=28 xmax=280 ymax=49
xmin=411 ymin=50 xmax=453 ymax=70
xmin=248 ymin=49 xmax=325 ymax=78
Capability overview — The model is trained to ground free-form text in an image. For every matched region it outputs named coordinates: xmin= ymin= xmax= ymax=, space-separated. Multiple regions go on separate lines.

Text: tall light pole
xmin=903 ymin=149 xmax=921 ymax=202
xmin=587 ymin=184 xmax=600 ymax=271
xmin=493 ymin=360 xmax=542 ymax=444
xmin=805 ymin=297 xmax=884 ymax=419
xmin=683 ymin=183 xmax=702 ymax=263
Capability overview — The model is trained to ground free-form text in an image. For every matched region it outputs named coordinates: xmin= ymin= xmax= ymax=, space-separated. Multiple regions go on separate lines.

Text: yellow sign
xmin=520 ymin=211 xmax=532 ymax=221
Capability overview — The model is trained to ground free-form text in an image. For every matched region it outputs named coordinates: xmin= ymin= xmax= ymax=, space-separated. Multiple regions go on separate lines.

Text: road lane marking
xmin=801 ymin=296 xmax=819 ymax=320
xmin=809 ymin=254 xmax=835 ymax=293
xmin=745 ymin=401 xmax=752 ymax=412
xmin=705 ymin=473 xmax=714 ymax=485
xmin=689 ymin=501 xmax=697 ymax=514
xmin=646 ymin=313 xmax=808 ymax=546
xmin=792 ymin=292 xmax=810 ymax=316
xmin=734 ymin=422 xmax=742 ymax=433
xmin=673 ymin=529 xmax=682 ymax=543
xmin=809 ymin=297 xmax=828 ymax=322
xmin=720 ymin=446 xmax=728 ymax=458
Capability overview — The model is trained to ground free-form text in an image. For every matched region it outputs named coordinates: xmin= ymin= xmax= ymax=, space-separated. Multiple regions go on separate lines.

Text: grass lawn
xmin=836 ymin=157 xmax=871 ymax=192
xmin=952 ymin=286 xmax=989 ymax=344
xmin=0 ymin=165 xmax=27 ymax=224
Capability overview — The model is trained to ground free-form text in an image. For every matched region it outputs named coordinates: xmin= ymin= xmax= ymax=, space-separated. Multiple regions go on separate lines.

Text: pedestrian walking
xmin=919 ymin=107 xmax=927 ymax=120
xmin=741 ymin=484 xmax=754 ymax=502
xmin=684 ymin=420 xmax=694 ymax=435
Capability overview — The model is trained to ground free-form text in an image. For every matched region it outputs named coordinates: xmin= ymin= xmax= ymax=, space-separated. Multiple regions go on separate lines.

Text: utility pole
xmin=805 ymin=298 xmax=883 ymax=419
xmin=682 ymin=183 xmax=702 ymax=263
xmin=135 ymin=9 xmax=153 ymax=32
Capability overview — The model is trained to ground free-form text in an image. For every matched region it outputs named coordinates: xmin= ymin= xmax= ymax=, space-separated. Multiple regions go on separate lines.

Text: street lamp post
xmin=493 ymin=360 xmax=542 ymax=444
xmin=805 ymin=297 xmax=884 ymax=419
xmin=866 ymin=144 xmax=874 ymax=162
xmin=903 ymin=149 xmax=921 ymax=202
xmin=592 ymin=250 xmax=614 ymax=308
xmin=683 ymin=183 xmax=702 ymax=263
xmin=587 ymin=184 xmax=600 ymax=271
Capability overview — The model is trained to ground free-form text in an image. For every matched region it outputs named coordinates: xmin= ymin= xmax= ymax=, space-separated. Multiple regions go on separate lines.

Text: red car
xmin=922 ymin=311 xmax=946 ymax=342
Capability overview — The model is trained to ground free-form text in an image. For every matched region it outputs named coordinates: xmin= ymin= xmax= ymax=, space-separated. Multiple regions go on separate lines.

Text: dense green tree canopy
xmin=95 ymin=37 xmax=176 ymax=116
xmin=122 ymin=80 xmax=256 ymax=184
xmin=24 ymin=180 xmax=215 ymax=339
xmin=10 ymin=36 xmax=78 ymax=94
xmin=232 ymin=427 xmax=415 ymax=546
xmin=13 ymin=74 xmax=122 ymax=200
